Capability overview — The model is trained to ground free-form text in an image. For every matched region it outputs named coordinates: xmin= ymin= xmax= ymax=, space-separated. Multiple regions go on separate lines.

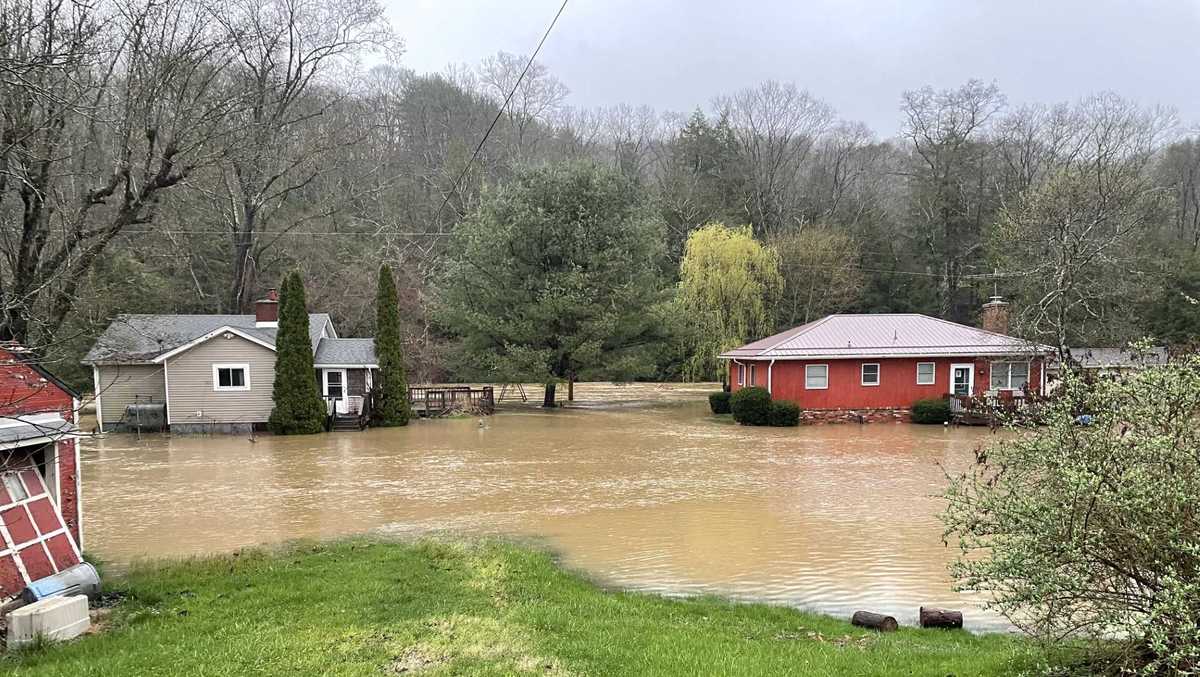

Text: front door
xmin=324 ymin=369 xmax=348 ymax=414
xmin=950 ymin=364 xmax=974 ymax=397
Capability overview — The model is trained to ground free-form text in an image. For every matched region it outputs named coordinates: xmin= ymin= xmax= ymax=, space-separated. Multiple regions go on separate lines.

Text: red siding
xmin=0 ymin=347 xmax=80 ymax=544
xmin=729 ymin=356 xmax=1045 ymax=410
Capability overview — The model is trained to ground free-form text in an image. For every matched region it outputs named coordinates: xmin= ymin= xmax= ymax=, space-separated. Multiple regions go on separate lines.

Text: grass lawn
xmin=1 ymin=538 xmax=1041 ymax=676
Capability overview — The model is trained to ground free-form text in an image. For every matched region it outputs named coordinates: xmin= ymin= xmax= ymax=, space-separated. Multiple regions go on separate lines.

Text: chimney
xmin=255 ymin=288 xmax=279 ymax=328
xmin=980 ymin=295 xmax=1010 ymax=335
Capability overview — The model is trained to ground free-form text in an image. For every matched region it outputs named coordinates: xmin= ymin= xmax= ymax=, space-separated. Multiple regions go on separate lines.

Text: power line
xmin=430 ymin=0 xmax=571 ymax=224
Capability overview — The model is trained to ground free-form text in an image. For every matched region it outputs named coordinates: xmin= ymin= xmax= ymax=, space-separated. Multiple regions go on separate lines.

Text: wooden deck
xmin=409 ymin=386 xmax=495 ymax=417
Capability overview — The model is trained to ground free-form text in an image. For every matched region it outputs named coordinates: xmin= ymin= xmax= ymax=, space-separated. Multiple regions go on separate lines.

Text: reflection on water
xmin=81 ymin=382 xmax=1007 ymax=630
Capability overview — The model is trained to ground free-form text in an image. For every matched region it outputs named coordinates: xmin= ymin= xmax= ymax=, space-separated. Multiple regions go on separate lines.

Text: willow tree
xmin=268 ymin=273 xmax=326 ymax=434
xmin=677 ymin=224 xmax=782 ymax=381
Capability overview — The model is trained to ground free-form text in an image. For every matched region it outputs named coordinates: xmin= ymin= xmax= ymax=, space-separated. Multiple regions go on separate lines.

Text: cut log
xmin=851 ymin=610 xmax=898 ymax=632
xmin=919 ymin=607 xmax=964 ymax=629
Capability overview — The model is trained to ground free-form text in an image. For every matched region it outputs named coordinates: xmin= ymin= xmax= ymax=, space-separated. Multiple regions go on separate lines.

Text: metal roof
xmin=314 ymin=338 xmax=376 ymax=366
xmin=0 ymin=413 xmax=76 ymax=447
xmin=83 ymin=314 xmax=332 ymax=364
xmin=720 ymin=314 xmax=1053 ymax=360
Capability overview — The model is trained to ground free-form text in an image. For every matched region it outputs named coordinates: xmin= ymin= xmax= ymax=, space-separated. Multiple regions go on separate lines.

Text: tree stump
xmin=918 ymin=607 xmax=963 ymax=629
xmin=851 ymin=610 xmax=898 ymax=632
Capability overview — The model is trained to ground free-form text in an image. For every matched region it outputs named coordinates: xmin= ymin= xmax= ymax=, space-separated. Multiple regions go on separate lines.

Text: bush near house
xmin=768 ymin=400 xmax=800 ymax=426
xmin=708 ymin=391 xmax=732 ymax=414
xmin=730 ymin=386 xmax=772 ymax=425
xmin=911 ymin=397 xmax=952 ymax=424
xmin=268 ymin=273 xmax=327 ymax=435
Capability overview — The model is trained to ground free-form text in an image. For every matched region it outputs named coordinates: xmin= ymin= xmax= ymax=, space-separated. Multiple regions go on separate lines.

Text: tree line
xmin=3 ymin=0 xmax=1199 ymax=387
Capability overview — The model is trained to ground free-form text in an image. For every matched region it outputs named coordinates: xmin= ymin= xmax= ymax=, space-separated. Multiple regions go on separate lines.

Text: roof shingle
xmin=83 ymin=314 xmax=332 ymax=364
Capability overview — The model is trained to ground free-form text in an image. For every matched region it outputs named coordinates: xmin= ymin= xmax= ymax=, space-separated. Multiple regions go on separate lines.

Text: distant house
xmin=83 ymin=291 xmax=377 ymax=433
xmin=721 ymin=299 xmax=1055 ymax=421
xmin=0 ymin=344 xmax=85 ymax=597
xmin=1066 ymin=346 xmax=1169 ymax=373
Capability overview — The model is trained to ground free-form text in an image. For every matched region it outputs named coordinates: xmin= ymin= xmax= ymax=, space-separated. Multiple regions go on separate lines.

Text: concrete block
xmin=7 ymin=595 xmax=90 ymax=647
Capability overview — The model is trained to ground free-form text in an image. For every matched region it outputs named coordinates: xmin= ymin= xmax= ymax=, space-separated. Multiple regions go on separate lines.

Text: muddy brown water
xmin=80 ymin=382 xmax=1009 ymax=631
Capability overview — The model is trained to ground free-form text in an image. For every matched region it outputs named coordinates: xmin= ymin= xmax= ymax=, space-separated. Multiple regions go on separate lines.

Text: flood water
xmin=80 ymin=382 xmax=1008 ymax=631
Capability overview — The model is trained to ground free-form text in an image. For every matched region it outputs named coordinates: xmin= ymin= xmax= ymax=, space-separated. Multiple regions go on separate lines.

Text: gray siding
xmin=96 ymin=364 xmax=166 ymax=426
xmin=165 ymin=335 xmax=277 ymax=425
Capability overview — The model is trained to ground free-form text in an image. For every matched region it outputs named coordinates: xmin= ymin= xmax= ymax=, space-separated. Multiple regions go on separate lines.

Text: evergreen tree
xmin=268 ymin=272 xmax=326 ymax=434
xmin=372 ymin=264 xmax=410 ymax=426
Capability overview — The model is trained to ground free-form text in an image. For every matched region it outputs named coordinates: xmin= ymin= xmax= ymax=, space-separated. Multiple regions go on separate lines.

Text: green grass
xmin=1 ymin=538 xmax=1042 ymax=676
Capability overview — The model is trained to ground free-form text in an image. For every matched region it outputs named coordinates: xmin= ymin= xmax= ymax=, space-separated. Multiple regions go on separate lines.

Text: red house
xmin=0 ymin=345 xmax=84 ymax=598
xmin=721 ymin=300 xmax=1053 ymax=421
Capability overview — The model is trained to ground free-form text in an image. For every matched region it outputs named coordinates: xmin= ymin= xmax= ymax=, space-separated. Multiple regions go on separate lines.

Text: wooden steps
xmin=331 ymin=415 xmax=363 ymax=432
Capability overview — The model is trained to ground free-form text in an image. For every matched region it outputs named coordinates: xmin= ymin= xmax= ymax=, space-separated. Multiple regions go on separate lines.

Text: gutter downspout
xmin=767 ymin=359 xmax=776 ymax=395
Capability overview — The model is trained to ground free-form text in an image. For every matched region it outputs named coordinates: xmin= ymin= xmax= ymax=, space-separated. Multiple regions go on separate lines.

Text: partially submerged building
xmin=721 ymin=299 xmax=1054 ymax=421
xmin=84 ymin=291 xmax=377 ymax=433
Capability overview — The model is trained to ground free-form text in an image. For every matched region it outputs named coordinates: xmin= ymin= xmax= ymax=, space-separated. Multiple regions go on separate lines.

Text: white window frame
xmin=737 ymin=363 xmax=746 ymax=386
xmin=916 ymin=362 xmax=936 ymax=385
xmin=805 ymin=364 xmax=829 ymax=390
xmin=990 ymin=361 xmax=1030 ymax=391
xmin=748 ymin=364 xmax=757 ymax=386
xmin=212 ymin=363 xmax=251 ymax=392
xmin=860 ymin=363 xmax=880 ymax=387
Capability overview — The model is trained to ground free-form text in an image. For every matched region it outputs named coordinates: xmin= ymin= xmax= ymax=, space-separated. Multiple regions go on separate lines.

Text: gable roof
xmin=83 ymin=313 xmax=333 ymax=364
xmin=314 ymin=338 xmax=376 ymax=367
xmin=721 ymin=314 xmax=1053 ymax=360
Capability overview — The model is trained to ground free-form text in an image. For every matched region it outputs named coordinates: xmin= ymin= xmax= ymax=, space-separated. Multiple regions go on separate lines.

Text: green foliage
xmin=676 ymin=224 xmax=781 ymax=381
xmin=911 ymin=398 xmax=952 ymax=424
xmin=767 ymin=400 xmax=800 ymax=426
xmin=372 ymin=265 xmax=410 ymax=426
xmin=438 ymin=162 xmax=672 ymax=388
xmin=1141 ymin=252 xmax=1200 ymax=349
xmin=730 ymin=386 xmax=772 ymax=426
xmin=0 ymin=538 xmax=1041 ymax=676
xmin=942 ymin=359 xmax=1200 ymax=674
xmin=708 ymin=391 xmax=731 ymax=414
xmin=268 ymin=273 xmax=326 ymax=435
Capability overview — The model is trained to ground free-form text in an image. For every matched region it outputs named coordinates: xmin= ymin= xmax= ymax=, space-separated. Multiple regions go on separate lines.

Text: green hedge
xmin=768 ymin=400 xmax=800 ymax=427
xmin=912 ymin=397 xmax=952 ymax=424
xmin=708 ymin=391 xmax=732 ymax=414
xmin=730 ymin=387 xmax=772 ymax=426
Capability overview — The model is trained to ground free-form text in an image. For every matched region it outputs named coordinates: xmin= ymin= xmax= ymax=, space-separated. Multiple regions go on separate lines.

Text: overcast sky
xmin=385 ymin=0 xmax=1200 ymax=136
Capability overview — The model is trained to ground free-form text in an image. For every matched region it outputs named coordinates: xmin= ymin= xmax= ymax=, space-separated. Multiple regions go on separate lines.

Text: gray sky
xmin=385 ymin=0 xmax=1200 ymax=135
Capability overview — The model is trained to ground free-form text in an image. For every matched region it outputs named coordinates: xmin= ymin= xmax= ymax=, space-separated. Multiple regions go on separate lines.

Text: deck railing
xmin=408 ymin=385 xmax=495 ymax=416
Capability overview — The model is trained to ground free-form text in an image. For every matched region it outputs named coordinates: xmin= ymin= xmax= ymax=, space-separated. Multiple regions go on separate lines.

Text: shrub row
xmin=721 ymin=386 xmax=799 ymax=427
xmin=911 ymin=397 xmax=952 ymax=424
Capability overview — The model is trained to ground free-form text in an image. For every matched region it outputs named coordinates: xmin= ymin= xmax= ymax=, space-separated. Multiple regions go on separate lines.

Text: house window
xmin=749 ymin=364 xmax=757 ymax=386
xmin=990 ymin=361 xmax=1029 ymax=390
xmin=737 ymin=364 xmax=746 ymax=386
xmin=805 ymin=364 xmax=829 ymax=390
xmin=916 ymin=362 xmax=936 ymax=385
xmin=213 ymin=363 xmax=250 ymax=391
xmin=861 ymin=363 xmax=880 ymax=386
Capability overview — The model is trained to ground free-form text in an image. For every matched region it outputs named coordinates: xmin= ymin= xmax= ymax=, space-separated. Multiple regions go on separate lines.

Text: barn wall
xmin=730 ymin=356 xmax=1045 ymax=410
xmin=165 ymin=335 xmax=276 ymax=426
xmin=95 ymin=364 xmax=165 ymax=426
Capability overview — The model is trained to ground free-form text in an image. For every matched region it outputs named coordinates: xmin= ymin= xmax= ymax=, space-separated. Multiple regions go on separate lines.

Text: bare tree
xmin=0 ymin=0 xmax=236 ymax=349
xmin=208 ymin=0 xmax=394 ymax=311
xmin=477 ymin=51 xmax=567 ymax=163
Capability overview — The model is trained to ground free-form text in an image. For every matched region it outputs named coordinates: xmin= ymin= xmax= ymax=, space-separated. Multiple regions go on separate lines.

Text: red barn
xmin=0 ymin=345 xmax=84 ymax=598
xmin=721 ymin=302 xmax=1053 ymax=421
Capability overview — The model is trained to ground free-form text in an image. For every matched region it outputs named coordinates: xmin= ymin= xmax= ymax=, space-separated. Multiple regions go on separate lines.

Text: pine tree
xmin=372 ymin=264 xmax=410 ymax=426
xmin=268 ymin=272 xmax=326 ymax=434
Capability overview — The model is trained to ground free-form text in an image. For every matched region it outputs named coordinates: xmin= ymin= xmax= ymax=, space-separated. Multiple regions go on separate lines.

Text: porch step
xmin=331 ymin=415 xmax=362 ymax=432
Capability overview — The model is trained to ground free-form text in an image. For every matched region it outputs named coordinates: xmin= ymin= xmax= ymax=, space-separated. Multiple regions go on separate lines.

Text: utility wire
xmin=431 ymin=0 xmax=571 ymax=224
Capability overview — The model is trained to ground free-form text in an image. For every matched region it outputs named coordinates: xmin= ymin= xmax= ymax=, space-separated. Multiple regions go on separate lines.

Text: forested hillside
xmin=4 ymin=0 xmax=1198 ymax=387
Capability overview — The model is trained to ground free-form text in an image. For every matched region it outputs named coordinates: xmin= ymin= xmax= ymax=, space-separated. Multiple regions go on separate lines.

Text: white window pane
xmin=1012 ymin=362 xmax=1028 ymax=389
xmin=917 ymin=363 xmax=935 ymax=384
xmin=990 ymin=363 xmax=1008 ymax=390
xmin=862 ymin=364 xmax=879 ymax=385
xmin=806 ymin=365 xmax=828 ymax=389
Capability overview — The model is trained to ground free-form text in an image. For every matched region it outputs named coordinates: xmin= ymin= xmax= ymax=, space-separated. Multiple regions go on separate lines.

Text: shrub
xmin=708 ymin=391 xmax=732 ymax=414
xmin=730 ymin=387 xmax=771 ymax=426
xmin=768 ymin=400 xmax=800 ymax=426
xmin=911 ymin=397 xmax=951 ymax=424
xmin=942 ymin=358 xmax=1200 ymax=674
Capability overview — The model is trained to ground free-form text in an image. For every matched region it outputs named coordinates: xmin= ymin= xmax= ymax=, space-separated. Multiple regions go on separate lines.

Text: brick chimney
xmin=980 ymin=295 xmax=1010 ymax=335
xmin=255 ymin=288 xmax=279 ymax=328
